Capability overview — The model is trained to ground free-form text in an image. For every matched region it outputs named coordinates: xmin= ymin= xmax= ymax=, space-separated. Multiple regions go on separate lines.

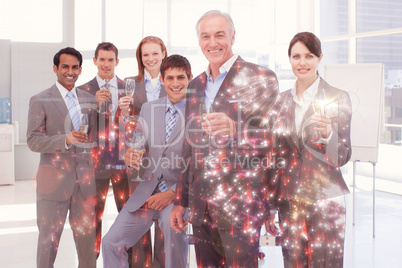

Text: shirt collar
xmin=96 ymin=74 xmax=117 ymax=89
xmin=290 ymin=76 xmax=321 ymax=105
xmin=56 ymin=81 xmax=78 ymax=99
xmin=204 ymin=54 xmax=239 ymax=77
xmin=144 ymin=69 xmax=161 ymax=90
xmin=166 ymin=97 xmax=186 ymax=113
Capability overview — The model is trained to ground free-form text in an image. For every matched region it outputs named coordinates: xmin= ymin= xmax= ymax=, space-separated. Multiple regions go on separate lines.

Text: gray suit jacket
xmin=271 ymin=78 xmax=352 ymax=204
xmin=27 ymin=84 xmax=97 ymax=201
xmin=125 ymin=96 xmax=185 ymax=213
xmin=176 ymin=56 xmax=279 ymax=229
xmin=78 ymin=77 xmax=128 ymax=173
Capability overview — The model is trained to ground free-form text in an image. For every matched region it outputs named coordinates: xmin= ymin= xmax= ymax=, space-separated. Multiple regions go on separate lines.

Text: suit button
xmin=162 ymin=153 xmax=166 ymax=157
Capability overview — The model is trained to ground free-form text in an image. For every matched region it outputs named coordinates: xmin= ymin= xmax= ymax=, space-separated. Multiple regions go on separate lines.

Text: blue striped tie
xmin=66 ymin=91 xmax=80 ymax=130
xmin=157 ymin=105 xmax=178 ymax=192
xmin=165 ymin=105 xmax=177 ymax=141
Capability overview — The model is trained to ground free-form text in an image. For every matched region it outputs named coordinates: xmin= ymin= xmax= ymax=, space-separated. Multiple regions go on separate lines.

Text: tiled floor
xmin=0 ymin=177 xmax=401 ymax=268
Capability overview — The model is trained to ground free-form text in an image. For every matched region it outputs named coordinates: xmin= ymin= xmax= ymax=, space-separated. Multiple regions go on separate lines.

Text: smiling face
xmin=53 ymin=53 xmax=82 ymax=91
xmin=289 ymin=41 xmax=323 ymax=84
xmin=93 ymin=49 xmax=119 ymax=80
xmin=198 ymin=15 xmax=235 ymax=69
xmin=161 ymin=67 xmax=192 ymax=105
xmin=141 ymin=42 xmax=166 ymax=78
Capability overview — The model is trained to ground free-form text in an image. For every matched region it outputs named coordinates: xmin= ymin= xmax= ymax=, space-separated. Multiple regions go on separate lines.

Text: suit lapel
xmin=151 ymin=98 xmax=166 ymax=147
xmin=278 ymin=91 xmax=300 ymax=151
xmin=48 ymin=85 xmax=74 ymax=131
xmin=159 ymin=85 xmax=167 ymax=98
xmin=210 ymin=59 xmax=244 ymax=113
xmin=135 ymin=80 xmax=148 ymax=105
xmin=165 ymin=108 xmax=184 ymax=149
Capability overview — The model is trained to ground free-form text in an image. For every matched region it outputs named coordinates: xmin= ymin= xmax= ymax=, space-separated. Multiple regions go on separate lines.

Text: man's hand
xmin=146 ymin=189 xmax=175 ymax=211
xmin=125 ymin=148 xmax=145 ymax=169
xmin=201 ymin=112 xmax=236 ymax=136
xmin=118 ymin=96 xmax=131 ymax=117
xmin=170 ymin=205 xmax=188 ymax=233
xmin=264 ymin=212 xmax=280 ymax=236
xmin=95 ymin=89 xmax=111 ymax=109
xmin=66 ymin=130 xmax=88 ymax=145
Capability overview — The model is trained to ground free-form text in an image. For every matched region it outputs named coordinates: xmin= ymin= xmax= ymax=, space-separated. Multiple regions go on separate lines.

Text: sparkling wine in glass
xmin=125 ymin=79 xmax=135 ymax=98
xmin=130 ymin=130 xmax=146 ymax=182
xmin=79 ymin=113 xmax=89 ymax=153
xmin=311 ymin=89 xmax=326 ymax=144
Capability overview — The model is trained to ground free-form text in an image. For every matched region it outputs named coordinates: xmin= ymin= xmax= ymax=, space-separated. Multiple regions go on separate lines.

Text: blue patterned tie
xmin=165 ymin=105 xmax=177 ymax=141
xmin=157 ymin=105 xmax=178 ymax=192
xmin=66 ymin=91 xmax=80 ymax=130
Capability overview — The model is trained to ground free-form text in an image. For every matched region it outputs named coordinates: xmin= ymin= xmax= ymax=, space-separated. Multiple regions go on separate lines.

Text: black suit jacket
xmin=175 ymin=56 xmax=279 ymax=229
xmin=271 ymin=78 xmax=352 ymax=205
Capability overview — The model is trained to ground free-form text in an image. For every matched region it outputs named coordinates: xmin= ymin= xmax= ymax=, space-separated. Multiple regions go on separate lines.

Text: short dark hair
xmin=288 ymin=32 xmax=322 ymax=58
xmin=53 ymin=47 xmax=83 ymax=67
xmin=160 ymin=54 xmax=192 ymax=79
xmin=94 ymin=42 xmax=119 ymax=59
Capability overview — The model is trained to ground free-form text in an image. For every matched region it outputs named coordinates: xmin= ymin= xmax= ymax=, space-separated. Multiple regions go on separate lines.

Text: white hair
xmin=195 ymin=10 xmax=236 ymax=39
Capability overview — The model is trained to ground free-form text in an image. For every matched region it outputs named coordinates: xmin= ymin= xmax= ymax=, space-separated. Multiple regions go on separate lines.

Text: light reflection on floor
xmin=0 ymin=178 xmax=401 ymax=268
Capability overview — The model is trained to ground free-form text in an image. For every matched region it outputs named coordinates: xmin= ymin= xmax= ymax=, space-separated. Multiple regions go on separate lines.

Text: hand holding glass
xmin=130 ymin=131 xmax=146 ymax=182
xmin=79 ymin=113 xmax=89 ymax=153
xmin=125 ymin=79 xmax=135 ymax=98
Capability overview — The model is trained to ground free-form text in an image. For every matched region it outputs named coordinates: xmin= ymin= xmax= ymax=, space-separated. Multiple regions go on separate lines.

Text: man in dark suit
xmin=27 ymin=47 xmax=97 ymax=267
xmin=170 ymin=10 xmax=279 ymax=267
xmin=102 ymin=54 xmax=192 ymax=268
xmin=78 ymin=42 xmax=131 ymax=259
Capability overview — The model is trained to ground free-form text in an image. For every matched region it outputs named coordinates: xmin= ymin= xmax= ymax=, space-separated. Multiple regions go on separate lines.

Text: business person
xmin=170 ymin=10 xmax=279 ymax=267
xmin=102 ymin=54 xmax=192 ymax=268
xmin=27 ymin=47 xmax=97 ymax=268
xmin=267 ymin=32 xmax=352 ymax=267
xmin=119 ymin=36 xmax=167 ymax=267
xmin=78 ymin=42 xmax=132 ymax=260
xmin=122 ymin=36 xmax=167 ymax=117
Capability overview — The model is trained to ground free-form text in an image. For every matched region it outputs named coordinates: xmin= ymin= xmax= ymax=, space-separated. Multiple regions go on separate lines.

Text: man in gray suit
xmin=78 ymin=42 xmax=132 ymax=260
xmin=102 ymin=54 xmax=192 ymax=268
xmin=27 ymin=47 xmax=97 ymax=268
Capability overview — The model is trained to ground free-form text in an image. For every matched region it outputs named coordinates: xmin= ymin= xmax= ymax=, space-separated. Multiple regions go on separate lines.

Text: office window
xmin=357 ymin=34 xmax=402 ymax=145
xmin=320 ymin=0 xmax=348 ymax=37
xmin=75 ymin=0 xmax=102 ymax=50
xmin=357 ymin=34 xmax=402 ymax=82
xmin=106 ymin=0 xmax=144 ymax=50
xmin=320 ymin=40 xmax=348 ymax=68
xmin=0 ymin=0 xmax=62 ymax=42
xmin=357 ymin=0 xmax=402 ymax=33
xmin=143 ymin=0 xmax=168 ymax=42
xmin=275 ymin=0 xmax=297 ymax=44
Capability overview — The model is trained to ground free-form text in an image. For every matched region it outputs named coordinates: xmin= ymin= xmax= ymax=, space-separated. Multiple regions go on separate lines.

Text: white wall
xmin=0 ymin=39 xmax=11 ymax=99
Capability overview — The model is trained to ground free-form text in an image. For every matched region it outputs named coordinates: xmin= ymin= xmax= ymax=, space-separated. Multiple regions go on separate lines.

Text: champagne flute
xmin=312 ymin=89 xmax=326 ymax=144
xmin=130 ymin=130 xmax=146 ymax=182
xmin=125 ymin=78 xmax=135 ymax=99
xmin=79 ymin=113 xmax=89 ymax=154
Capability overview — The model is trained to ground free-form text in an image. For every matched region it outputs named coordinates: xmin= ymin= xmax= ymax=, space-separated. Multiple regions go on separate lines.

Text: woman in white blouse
xmin=267 ymin=32 xmax=352 ymax=267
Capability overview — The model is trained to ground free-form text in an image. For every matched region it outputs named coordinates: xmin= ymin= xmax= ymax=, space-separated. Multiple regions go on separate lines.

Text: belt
xmin=105 ymin=164 xmax=126 ymax=170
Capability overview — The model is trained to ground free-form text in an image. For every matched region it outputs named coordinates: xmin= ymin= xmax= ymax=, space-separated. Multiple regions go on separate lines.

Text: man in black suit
xmin=170 ymin=10 xmax=279 ymax=268
xmin=78 ymin=42 xmax=132 ymax=260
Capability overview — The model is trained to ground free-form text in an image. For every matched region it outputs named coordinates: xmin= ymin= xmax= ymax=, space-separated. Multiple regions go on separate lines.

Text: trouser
xmin=37 ymin=183 xmax=96 ymax=268
xmin=278 ymin=196 xmax=346 ymax=268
